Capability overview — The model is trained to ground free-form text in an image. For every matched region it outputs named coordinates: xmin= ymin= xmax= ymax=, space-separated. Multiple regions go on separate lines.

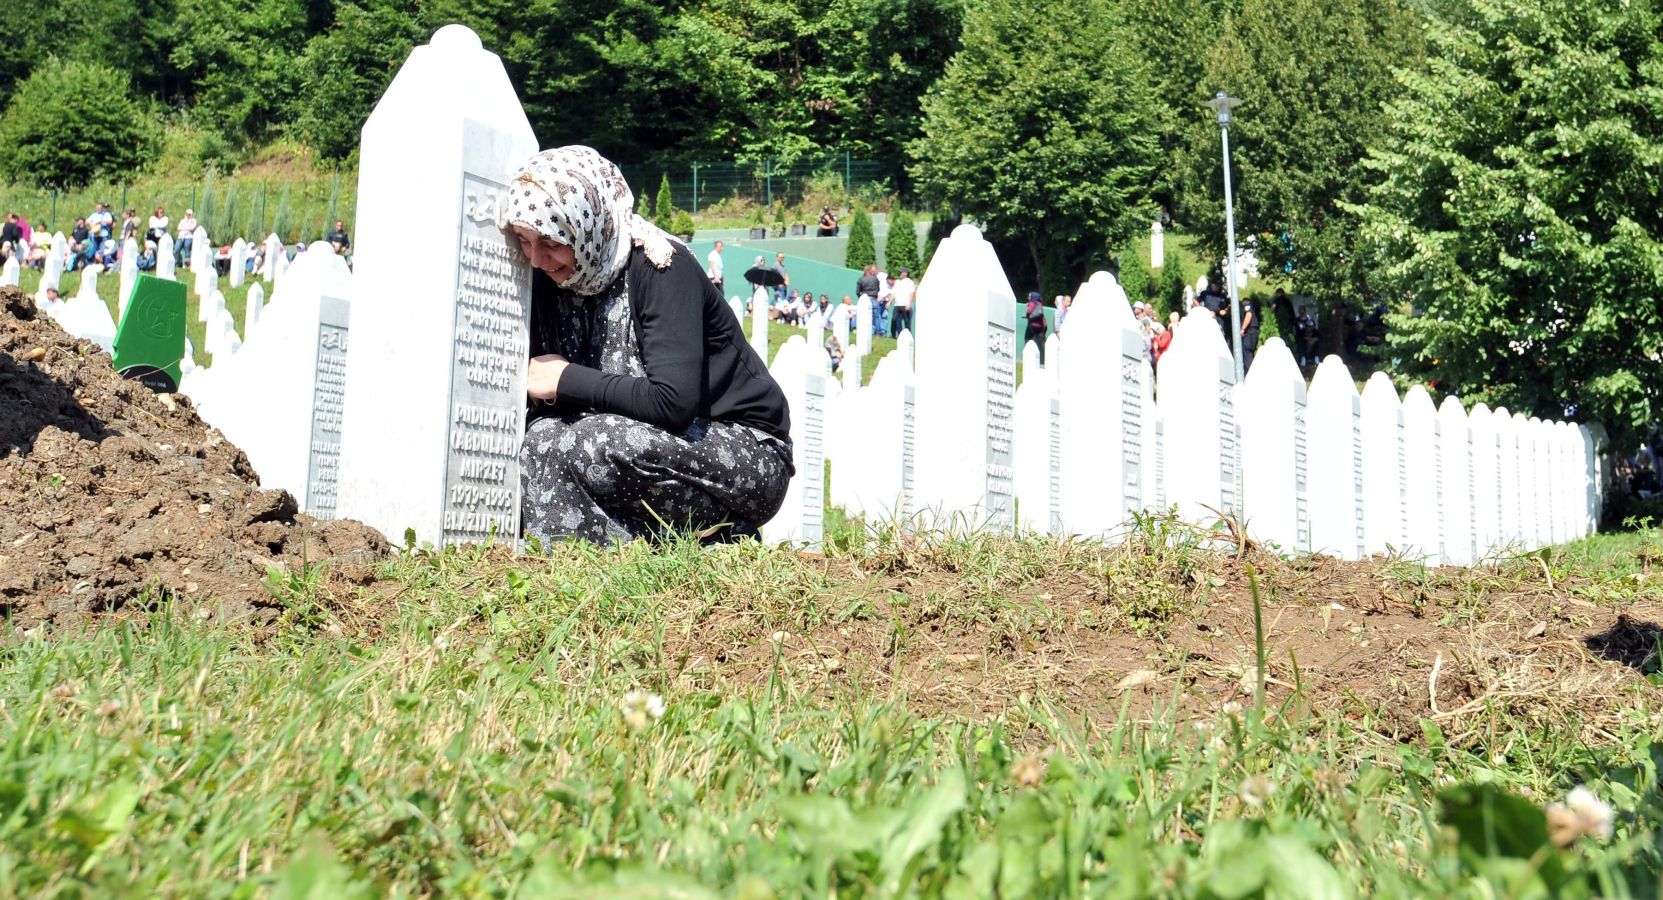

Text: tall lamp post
xmin=1206 ymin=91 xmax=1245 ymax=387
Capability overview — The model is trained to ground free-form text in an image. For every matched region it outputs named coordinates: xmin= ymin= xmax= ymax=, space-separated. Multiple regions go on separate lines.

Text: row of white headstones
xmin=15 ymin=216 xmax=299 ymax=369
xmin=756 ymin=224 xmax=1606 ymax=563
xmin=53 ymin=24 xmax=1602 ymax=560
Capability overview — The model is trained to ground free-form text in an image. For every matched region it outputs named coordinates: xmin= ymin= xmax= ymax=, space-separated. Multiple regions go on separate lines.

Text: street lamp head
xmin=1206 ymin=91 xmax=1240 ymax=126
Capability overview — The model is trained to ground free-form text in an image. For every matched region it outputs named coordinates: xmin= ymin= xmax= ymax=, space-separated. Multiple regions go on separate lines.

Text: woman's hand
xmin=527 ymin=354 xmax=569 ymax=401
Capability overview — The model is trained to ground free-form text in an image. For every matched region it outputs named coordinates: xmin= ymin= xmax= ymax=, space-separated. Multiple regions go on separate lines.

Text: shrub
xmin=653 ymin=175 xmax=673 ymax=233
xmin=671 ymin=209 xmax=695 ymax=240
xmin=1117 ymin=241 xmax=1150 ymax=306
xmin=1155 ymin=241 xmax=1187 ymax=319
xmin=844 ymin=206 xmax=876 ymax=269
xmin=0 ymin=60 xmax=159 ymax=188
xmin=637 ymin=189 xmax=651 ymax=220
xmin=884 ymin=207 xmax=919 ymax=274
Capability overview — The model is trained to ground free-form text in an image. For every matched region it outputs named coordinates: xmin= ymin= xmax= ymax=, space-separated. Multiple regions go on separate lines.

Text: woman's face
xmin=512 ymin=226 xmax=576 ymax=284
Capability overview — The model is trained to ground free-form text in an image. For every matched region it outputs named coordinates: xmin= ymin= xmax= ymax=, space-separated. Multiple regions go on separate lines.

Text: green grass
xmin=18 ymin=263 xmax=261 ymax=370
xmin=3 ymin=522 xmax=1663 ymax=896
xmin=741 ymin=316 xmax=897 ymax=384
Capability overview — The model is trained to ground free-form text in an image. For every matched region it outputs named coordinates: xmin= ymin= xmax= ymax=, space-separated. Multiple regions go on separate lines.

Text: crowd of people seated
xmin=0 ymin=203 xmax=351 ymax=277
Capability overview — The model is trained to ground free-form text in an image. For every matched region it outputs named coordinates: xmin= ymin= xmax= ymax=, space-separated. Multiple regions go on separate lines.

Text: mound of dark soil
xmin=0 ymin=286 xmax=388 ymax=627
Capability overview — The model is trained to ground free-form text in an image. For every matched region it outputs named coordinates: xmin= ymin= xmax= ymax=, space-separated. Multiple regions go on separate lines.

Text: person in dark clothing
xmin=1238 ymin=296 xmax=1260 ymax=372
xmin=1199 ymin=278 xmax=1231 ymax=342
xmin=1023 ymin=291 xmax=1047 ymax=363
xmin=1294 ymin=305 xmax=1319 ymax=367
xmin=326 ymin=221 xmax=351 ymax=254
xmin=507 ymin=146 xmax=794 ymax=545
xmin=0 ymin=213 xmax=21 ymax=251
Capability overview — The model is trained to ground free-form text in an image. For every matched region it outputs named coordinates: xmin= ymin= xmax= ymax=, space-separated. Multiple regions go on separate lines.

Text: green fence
xmin=620 ymin=153 xmax=896 ymax=215
xmin=0 ymin=170 xmax=356 ymax=245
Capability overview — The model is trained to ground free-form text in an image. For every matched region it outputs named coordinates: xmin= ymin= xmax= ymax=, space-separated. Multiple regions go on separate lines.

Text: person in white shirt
xmin=147 ymin=207 xmax=169 ymax=243
xmin=889 ymin=268 xmax=916 ymax=338
xmin=706 ymin=239 xmax=724 ymax=294
xmin=177 ymin=209 xmax=198 ymax=268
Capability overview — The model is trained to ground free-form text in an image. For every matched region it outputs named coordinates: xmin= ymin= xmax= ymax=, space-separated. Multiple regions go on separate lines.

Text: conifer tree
xmin=844 ymin=206 xmax=876 ymax=269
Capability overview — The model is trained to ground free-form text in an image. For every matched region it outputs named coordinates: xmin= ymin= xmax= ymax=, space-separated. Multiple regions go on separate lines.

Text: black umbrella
xmin=744 ymin=265 xmax=786 ymax=288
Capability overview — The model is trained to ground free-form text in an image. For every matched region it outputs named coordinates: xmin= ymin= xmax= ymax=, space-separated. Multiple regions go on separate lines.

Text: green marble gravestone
xmin=112 ymin=274 xmax=187 ymax=392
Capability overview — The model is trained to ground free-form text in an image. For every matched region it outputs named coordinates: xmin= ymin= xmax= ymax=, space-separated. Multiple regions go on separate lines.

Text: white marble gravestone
xmin=750 ymin=286 xmax=770 ymax=362
xmin=156 ymin=233 xmax=176 ymax=281
xmin=1359 ymin=373 xmax=1404 ymax=556
xmin=1513 ymin=412 xmax=1537 ymax=547
xmin=1561 ymin=421 xmax=1586 ymax=541
xmin=1530 ymin=417 xmax=1555 ymax=548
xmin=1437 ymin=394 xmax=1475 ymax=566
xmin=1013 ymin=340 xmax=1052 ymax=533
xmin=911 ymin=224 xmax=1016 ymax=529
xmin=1305 ymin=356 xmax=1364 ymax=559
xmin=1579 ymin=424 xmax=1600 ymax=537
xmin=0 ymin=256 xmax=18 ymax=287
xmin=846 ymin=331 xmax=913 ymax=524
xmin=190 ymin=243 xmax=354 ymax=514
xmin=273 ymin=247 xmax=289 ymax=287
xmin=1495 ymin=408 xmax=1521 ymax=547
xmin=761 ymin=336 xmax=824 ymax=547
xmin=262 ymin=234 xmax=282 ymax=282
xmin=118 ymin=237 xmax=139 ymax=318
xmin=855 ymin=296 xmax=873 ymax=353
xmin=1058 ymin=271 xmax=1144 ymax=538
xmin=55 ymin=268 xmax=118 ymax=353
xmin=1150 ymin=221 xmax=1164 ymax=268
xmin=1400 ymin=385 xmax=1440 ymax=563
xmin=728 ymin=295 xmax=744 ymax=324
xmin=1239 ymin=338 xmax=1305 ymax=552
xmin=336 ymin=25 xmax=538 ymax=547
xmin=192 ymin=226 xmax=214 ymax=299
xmin=1468 ymin=403 xmax=1500 ymax=558
xmin=805 ymin=311 xmax=828 ymax=374
xmin=245 ymin=281 xmax=265 ymax=337
xmin=1155 ymin=313 xmax=1237 ymax=527
xmin=36 ymin=232 xmax=67 ymax=302
xmin=230 ymin=239 xmax=248 ymax=288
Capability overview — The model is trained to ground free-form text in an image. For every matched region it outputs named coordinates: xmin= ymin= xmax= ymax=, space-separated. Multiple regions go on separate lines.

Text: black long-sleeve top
xmin=530 ymin=242 xmax=792 ymax=442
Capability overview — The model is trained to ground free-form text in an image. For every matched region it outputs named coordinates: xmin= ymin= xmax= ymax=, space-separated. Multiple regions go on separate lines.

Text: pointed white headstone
xmin=74 ymin=263 xmax=100 ymax=301
xmin=0 ymin=256 xmax=18 ymax=287
xmin=1437 ymin=395 xmax=1474 ymax=566
xmin=1150 ymin=221 xmax=1165 ymax=268
xmin=261 ymin=234 xmax=282 ymax=282
xmin=245 ymin=281 xmax=265 ymax=337
xmin=750 ymin=286 xmax=770 ymax=362
xmin=855 ymin=295 xmax=873 ymax=353
xmin=336 ymin=24 xmax=539 ymax=547
xmin=1306 ymin=356 xmax=1364 ymax=559
xmin=1359 ymin=373 xmax=1404 ymax=556
xmin=1012 ymin=340 xmax=1055 ymax=533
xmin=229 ymin=239 xmax=248 ymax=288
xmin=190 ymin=243 xmax=353 ymax=515
xmin=728 ymin=294 xmax=744 ymax=324
xmin=1155 ymin=311 xmax=1237 ymax=527
xmin=911 ymin=224 xmax=1016 ymax=529
xmin=37 ymin=232 xmax=68 ymax=301
xmin=118 ymin=238 xmax=139 ymax=319
xmin=192 ymin=226 xmax=215 ymax=299
xmin=157 ymin=233 xmax=176 ymax=281
xmin=761 ymin=336 xmax=824 ymax=547
xmin=1495 ymin=408 xmax=1521 ymax=548
xmin=1401 ymin=385 xmax=1440 ymax=563
xmin=1239 ymin=338 xmax=1306 ymax=552
xmin=1468 ymin=403 xmax=1500 ymax=559
xmin=1059 ymin=271 xmax=1146 ymax=538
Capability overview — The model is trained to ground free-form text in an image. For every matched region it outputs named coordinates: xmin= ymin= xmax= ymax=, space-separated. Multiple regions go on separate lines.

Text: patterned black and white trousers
xmin=520 ymin=413 xmax=793 ymax=545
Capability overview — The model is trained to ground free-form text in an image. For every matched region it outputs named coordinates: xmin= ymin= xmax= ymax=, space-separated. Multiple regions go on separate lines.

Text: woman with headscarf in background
xmin=504 ymin=146 xmax=793 ymax=545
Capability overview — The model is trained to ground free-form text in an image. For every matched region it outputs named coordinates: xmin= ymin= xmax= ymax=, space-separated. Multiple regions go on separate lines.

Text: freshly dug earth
xmin=0 ymin=286 xmax=388 ymax=627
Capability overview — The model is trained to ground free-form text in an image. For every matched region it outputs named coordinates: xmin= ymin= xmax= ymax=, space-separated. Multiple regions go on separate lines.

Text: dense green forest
xmin=2 ymin=0 xmax=1658 ymax=441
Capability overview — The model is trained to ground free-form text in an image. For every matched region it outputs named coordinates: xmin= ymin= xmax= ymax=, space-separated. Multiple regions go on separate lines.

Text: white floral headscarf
xmin=503 ymin=145 xmax=680 ymax=296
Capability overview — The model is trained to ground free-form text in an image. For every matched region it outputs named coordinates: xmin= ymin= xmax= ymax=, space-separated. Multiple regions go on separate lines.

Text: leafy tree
xmin=1177 ymin=0 xmax=1425 ymax=311
xmin=637 ymin=188 xmax=652 ymax=221
xmin=291 ymin=0 xmax=424 ymax=160
xmin=166 ymin=0 xmax=313 ymax=149
xmin=910 ymin=0 xmax=1159 ymax=293
xmin=0 ymin=61 xmax=159 ymax=188
xmin=885 ymin=208 xmax=920 ymax=274
xmin=921 ymin=202 xmax=955 ymax=272
xmin=1117 ymin=241 xmax=1151 ymax=305
xmin=1355 ymin=0 xmax=1663 ymax=445
xmin=845 ymin=206 xmax=877 ymax=269
xmin=654 ymin=174 xmax=674 ymax=233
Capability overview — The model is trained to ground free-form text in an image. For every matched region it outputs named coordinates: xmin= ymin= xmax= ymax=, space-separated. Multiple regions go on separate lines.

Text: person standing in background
xmin=889 ymin=268 xmax=915 ymax=338
xmin=706 ymin=239 xmax=724 ymax=294
xmin=1024 ymin=291 xmax=1047 ymax=363
xmin=176 ymin=209 xmax=198 ymax=266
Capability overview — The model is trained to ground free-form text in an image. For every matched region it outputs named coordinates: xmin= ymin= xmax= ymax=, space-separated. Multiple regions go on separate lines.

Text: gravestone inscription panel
xmin=306 ymin=296 xmax=350 ymax=518
xmin=440 ymin=175 xmax=532 ymax=545
xmin=984 ymin=312 xmax=1017 ymax=527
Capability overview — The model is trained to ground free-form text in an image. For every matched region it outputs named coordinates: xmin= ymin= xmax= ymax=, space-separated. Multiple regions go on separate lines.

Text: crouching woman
xmin=505 ymin=146 xmax=793 ymax=544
